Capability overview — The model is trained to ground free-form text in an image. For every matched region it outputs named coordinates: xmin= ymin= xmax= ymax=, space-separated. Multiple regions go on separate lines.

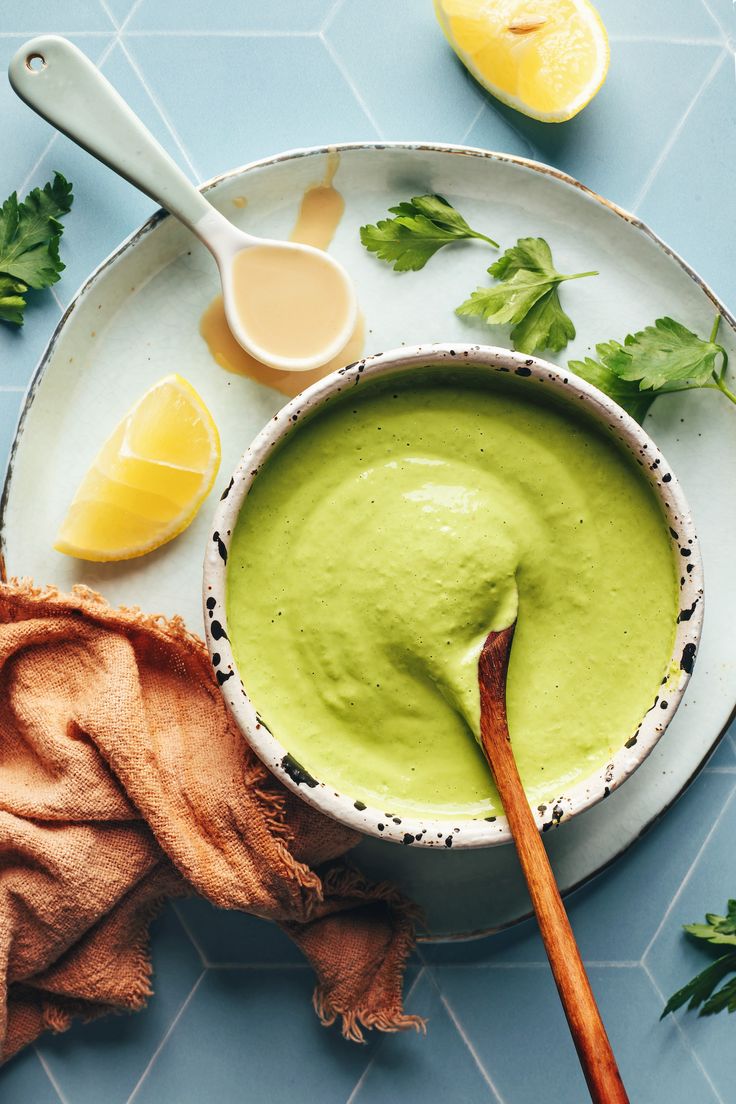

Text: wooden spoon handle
xmin=479 ymin=631 xmax=629 ymax=1104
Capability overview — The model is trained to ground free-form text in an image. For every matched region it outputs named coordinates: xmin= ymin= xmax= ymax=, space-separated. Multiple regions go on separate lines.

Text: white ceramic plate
xmin=2 ymin=143 xmax=734 ymax=938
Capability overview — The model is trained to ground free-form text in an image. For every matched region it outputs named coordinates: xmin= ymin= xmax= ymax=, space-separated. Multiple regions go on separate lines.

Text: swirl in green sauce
xmin=228 ymin=369 xmax=678 ymax=820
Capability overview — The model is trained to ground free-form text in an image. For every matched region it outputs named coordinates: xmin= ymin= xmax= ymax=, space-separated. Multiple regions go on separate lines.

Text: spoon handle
xmin=479 ymin=628 xmax=629 ymax=1104
xmin=8 ymin=35 xmax=219 ymax=237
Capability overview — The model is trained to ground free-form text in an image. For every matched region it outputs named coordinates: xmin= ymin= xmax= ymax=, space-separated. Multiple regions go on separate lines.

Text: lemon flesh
xmin=435 ymin=0 xmax=610 ymax=123
xmin=55 ymin=374 xmax=221 ymax=561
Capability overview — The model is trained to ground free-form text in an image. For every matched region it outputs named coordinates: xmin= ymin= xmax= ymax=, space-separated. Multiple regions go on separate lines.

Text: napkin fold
xmin=0 ymin=580 xmax=422 ymax=1062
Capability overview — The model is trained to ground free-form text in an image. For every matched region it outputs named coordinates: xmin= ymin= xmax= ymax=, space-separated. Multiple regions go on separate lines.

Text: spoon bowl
xmin=8 ymin=35 xmax=357 ymax=373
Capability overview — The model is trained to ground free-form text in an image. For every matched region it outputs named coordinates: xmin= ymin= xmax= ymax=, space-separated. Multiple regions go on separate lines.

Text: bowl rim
xmin=203 ymin=342 xmax=704 ymax=849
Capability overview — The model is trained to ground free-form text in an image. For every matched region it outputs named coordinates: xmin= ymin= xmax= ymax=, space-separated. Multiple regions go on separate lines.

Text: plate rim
xmin=5 ymin=141 xmax=736 ymax=566
xmin=1 ymin=141 xmax=733 ymax=932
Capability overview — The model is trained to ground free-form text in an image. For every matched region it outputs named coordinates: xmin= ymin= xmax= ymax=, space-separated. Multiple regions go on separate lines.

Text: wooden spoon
xmin=478 ymin=623 xmax=629 ymax=1104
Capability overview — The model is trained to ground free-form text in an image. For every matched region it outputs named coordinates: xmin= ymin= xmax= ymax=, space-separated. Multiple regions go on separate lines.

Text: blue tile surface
xmin=327 ymin=0 xmax=491 ymax=144
xmin=638 ymin=50 xmax=736 ymax=309
xmin=701 ymin=0 xmax=736 ymax=40
xmin=124 ymin=33 xmax=378 ymax=181
xmin=131 ymin=967 xmax=378 ymax=1104
xmin=436 ymin=963 xmax=720 ymax=1103
xmin=174 ymin=898 xmax=305 ymax=964
xmin=351 ymin=972 xmax=496 ymax=1104
xmin=549 ymin=771 xmax=736 ymax=962
xmin=102 ymin=0 xmax=140 ymax=27
xmin=0 ymin=2 xmax=735 ymax=1102
xmin=4 ymin=1 xmax=114 ymax=33
xmin=603 ymin=0 xmax=725 ymax=37
xmin=0 ymin=1049 xmax=61 ymax=1104
xmin=466 ymin=41 xmax=723 ymax=210
xmin=646 ymin=783 xmax=736 ymax=1104
xmin=36 ymin=906 xmax=202 ymax=1104
xmin=128 ymin=0 xmax=337 ymax=33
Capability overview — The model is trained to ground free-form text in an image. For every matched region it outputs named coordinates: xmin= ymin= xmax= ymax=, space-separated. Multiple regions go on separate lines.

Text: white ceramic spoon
xmin=8 ymin=35 xmax=358 ymax=373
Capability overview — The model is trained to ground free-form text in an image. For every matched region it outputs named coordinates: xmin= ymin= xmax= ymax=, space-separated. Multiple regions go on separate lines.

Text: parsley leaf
xmin=662 ymin=957 xmax=736 ymax=1018
xmin=508 ymin=287 xmax=574 ymax=355
xmin=601 ymin=317 xmax=723 ymax=391
xmin=662 ymin=900 xmax=736 ymax=1019
xmin=360 ymin=194 xmax=498 ymax=272
xmin=0 ymin=275 xmax=29 ymax=327
xmin=568 ymin=355 xmax=656 ymax=423
xmin=685 ymin=900 xmax=736 ymax=947
xmin=569 ymin=315 xmax=734 ymax=423
xmin=0 ymin=172 xmax=74 ymax=326
xmin=456 ymin=237 xmax=597 ymax=354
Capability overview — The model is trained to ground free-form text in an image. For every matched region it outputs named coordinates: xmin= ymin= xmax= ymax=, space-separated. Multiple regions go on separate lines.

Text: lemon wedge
xmin=55 ymin=374 xmax=221 ymax=561
xmin=435 ymin=0 xmax=609 ymax=123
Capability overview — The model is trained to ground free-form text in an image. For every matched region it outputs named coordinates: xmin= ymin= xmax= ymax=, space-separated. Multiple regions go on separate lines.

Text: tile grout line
xmin=698 ymin=0 xmax=735 ymax=44
xmin=98 ymin=0 xmax=120 ymax=32
xmin=0 ymin=31 xmax=114 ymax=38
xmin=319 ymin=33 xmax=384 ymax=139
xmin=438 ymin=992 xmax=507 ymax=1104
xmin=460 ymin=101 xmax=487 ymax=144
xmin=50 ymin=287 xmax=65 ymax=313
xmin=118 ymin=0 xmax=146 ymax=35
xmin=430 ymin=962 xmax=549 ymax=970
xmin=17 ymin=133 xmax=58 ymax=197
xmin=122 ymin=29 xmax=321 ymax=37
xmin=453 ymin=87 xmax=537 ymax=158
xmin=343 ymin=968 xmax=426 ymax=1104
xmin=430 ymin=960 xmax=642 ymax=969
xmin=609 ymin=34 xmax=726 ymax=44
xmin=117 ymin=37 xmax=203 ymax=180
xmin=321 ymin=0 xmax=347 ymax=36
xmin=34 ymin=1045 xmax=71 ymax=1104
xmin=126 ymin=970 xmax=207 ymax=1104
xmin=208 ymin=961 xmax=312 ymax=970
xmin=641 ymin=962 xmax=726 ymax=1104
xmin=641 ymin=778 xmax=736 ymax=964
xmin=423 ymin=963 xmax=507 ymax=1104
xmin=169 ymin=901 xmax=210 ymax=966
xmin=631 ymin=47 xmax=728 ymax=213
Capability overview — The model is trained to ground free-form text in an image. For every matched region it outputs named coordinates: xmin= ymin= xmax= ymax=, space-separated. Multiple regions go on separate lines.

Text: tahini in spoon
xmin=8 ymin=35 xmax=357 ymax=373
xmin=478 ymin=623 xmax=629 ymax=1104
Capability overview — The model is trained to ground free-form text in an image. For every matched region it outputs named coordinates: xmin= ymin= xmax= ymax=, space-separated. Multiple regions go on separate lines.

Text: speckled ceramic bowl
xmin=203 ymin=343 xmax=703 ymax=849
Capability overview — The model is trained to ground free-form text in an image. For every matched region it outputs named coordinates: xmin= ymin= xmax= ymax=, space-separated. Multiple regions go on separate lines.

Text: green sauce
xmin=227 ymin=369 xmax=678 ymax=819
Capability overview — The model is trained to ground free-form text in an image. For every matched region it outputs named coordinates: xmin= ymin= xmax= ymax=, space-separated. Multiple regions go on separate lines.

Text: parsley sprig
xmin=0 ymin=172 xmax=74 ymax=326
xmin=456 ymin=237 xmax=597 ymax=355
xmin=570 ymin=315 xmax=733 ymax=423
xmin=360 ymin=194 xmax=498 ymax=272
xmin=662 ymin=899 xmax=736 ymax=1019
xmin=359 ymin=192 xmax=735 ymax=419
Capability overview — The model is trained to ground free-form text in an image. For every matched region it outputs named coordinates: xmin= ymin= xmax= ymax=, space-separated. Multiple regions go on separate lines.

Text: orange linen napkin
xmin=0 ymin=580 xmax=423 ymax=1063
